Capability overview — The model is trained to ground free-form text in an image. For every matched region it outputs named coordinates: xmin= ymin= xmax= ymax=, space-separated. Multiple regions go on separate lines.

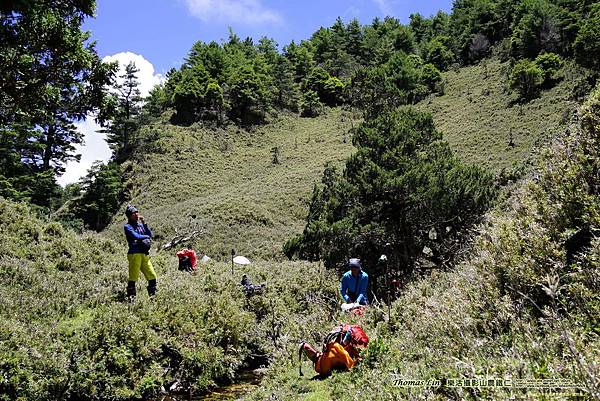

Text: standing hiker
xmin=340 ymin=258 xmax=369 ymax=306
xmin=124 ymin=205 xmax=157 ymax=298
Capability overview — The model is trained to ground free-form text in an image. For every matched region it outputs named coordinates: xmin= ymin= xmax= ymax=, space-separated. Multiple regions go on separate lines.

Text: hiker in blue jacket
xmin=340 ymin=258 xmax=368 ymax=305
xmin=124 ymin=204 xmax=157 ymax=299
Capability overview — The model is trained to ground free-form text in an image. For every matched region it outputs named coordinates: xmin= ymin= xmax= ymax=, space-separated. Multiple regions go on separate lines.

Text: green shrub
xmin=421 ymin=63 xmax=442 ymax=92
xmin=488 ymin=84 xmax=600 ymax=312
xmin=534 ymin=52 xmax=562 ymax=83
xmin=300 ymin=90 xmax=324 ymax=117
xmin=361 ymin=338 xmax=388 ymax=369
xmin=286 ymin=107 xmax=497 ymax=277
xmin=424 ymin=36 xmax=455 ymax=71
xmin=573 ymin=4 xmax=600 ymax=71
xmin=510 ymin=59 xmax=543 ymax=100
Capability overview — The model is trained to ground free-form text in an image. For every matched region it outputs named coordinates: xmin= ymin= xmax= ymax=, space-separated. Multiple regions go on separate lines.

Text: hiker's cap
xmin=125 ymin=204 xmax=138 ymax=217
xmin=349 ymin=258 xmax=362 ymax=270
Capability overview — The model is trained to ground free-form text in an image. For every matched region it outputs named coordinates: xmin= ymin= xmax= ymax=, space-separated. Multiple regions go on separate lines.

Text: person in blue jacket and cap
xmin=340 ymin=258 xmax=368 ymax=306
xmin=124 ymin=204 xmax=157 ymax=299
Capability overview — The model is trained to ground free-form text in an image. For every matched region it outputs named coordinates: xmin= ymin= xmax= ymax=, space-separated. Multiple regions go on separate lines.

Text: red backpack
xmin=323 ymin=324 xmax=369 ymax=358
xmin=298 ymin=324 xmax=368 ymax=376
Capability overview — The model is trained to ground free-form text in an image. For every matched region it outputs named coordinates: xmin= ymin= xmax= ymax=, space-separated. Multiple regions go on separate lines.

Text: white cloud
xmin=57 ymin=52 xmax=162 ymax=186
xmin=57 ymin=118 xmax=110 ymax=187
xmin=184 ymin=0 xmax=282 ymax=25
xmin=102 ymin=52 xmax=164 ymax=97
xmin=372 ymin=0 xmax=393 ymax=16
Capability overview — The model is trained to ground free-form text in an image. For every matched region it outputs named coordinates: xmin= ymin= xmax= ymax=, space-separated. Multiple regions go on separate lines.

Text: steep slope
xmin=107 ymin=109 xmax=357 ymax=260
xmin=111 ymin=59 xmax=578 ymax=266
xmin=417 ymin=59 xmax=578 ymax=173
xmin=244 ymin=83 xmax=600 ymax=401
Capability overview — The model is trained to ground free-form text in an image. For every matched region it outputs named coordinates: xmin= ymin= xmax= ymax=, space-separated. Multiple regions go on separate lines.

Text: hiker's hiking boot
xmin=147 ymin=279 xmax=157 ymax=297
xmin=126 ymin=281 xmax=136 ymax=301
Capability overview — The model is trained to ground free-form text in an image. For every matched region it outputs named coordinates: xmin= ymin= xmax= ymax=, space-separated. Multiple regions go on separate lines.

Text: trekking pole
xmin=382 ymin=242 xmax=392 ymax=324
xmin=270 ymin=299 xmax=277 ymax=347
xmin=298 ymin=342 xmax=305 ymax=376
xmin=231 ymin=248 xmax=235 ymax=275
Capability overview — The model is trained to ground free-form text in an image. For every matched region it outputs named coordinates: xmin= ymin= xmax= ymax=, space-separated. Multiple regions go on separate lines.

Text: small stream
xmin=156 ymin=370 xmax=264 ymax=401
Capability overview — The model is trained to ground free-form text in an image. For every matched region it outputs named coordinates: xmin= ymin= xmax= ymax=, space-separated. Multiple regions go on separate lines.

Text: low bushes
xmin=0 ymin=200 xmax=339 ymax=400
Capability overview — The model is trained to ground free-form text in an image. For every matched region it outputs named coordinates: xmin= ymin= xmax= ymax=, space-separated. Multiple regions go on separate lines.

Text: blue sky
xmin=59 ymin=0 xmax=454 ymax=186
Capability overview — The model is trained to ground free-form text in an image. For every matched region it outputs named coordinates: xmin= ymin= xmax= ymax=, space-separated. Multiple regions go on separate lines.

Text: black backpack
xmin=178 ymin=256 xmax=193 ymax=272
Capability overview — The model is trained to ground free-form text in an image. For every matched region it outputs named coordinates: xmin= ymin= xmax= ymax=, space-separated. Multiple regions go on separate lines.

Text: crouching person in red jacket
xmin=177 ymin=245 xmax=198 ymax=272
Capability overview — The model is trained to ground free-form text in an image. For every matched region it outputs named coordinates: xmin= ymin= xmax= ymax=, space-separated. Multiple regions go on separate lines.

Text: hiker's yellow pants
xmin=127 ymin=253 xmax=157 ymax=281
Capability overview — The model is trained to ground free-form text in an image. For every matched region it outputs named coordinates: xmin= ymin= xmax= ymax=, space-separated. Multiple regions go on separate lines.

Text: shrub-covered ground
xmin=243 ymin=85 xmax=600 ymax=400
xmin=0 ymin=205 xmax=342 ymax=400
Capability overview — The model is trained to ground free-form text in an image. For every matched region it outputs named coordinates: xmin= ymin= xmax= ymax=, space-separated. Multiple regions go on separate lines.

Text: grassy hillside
xmin=105 ymin=109 xmax=357 ymax=261
xmin=3 ymin=59 xmax=594 ymax=400
xmin=244 ymin=84 xmax=600 ymax=401
xmin=103 ymin=58 xmax=579 ymax=267
xmin=417 ymin=59 xmax=578 ymax=173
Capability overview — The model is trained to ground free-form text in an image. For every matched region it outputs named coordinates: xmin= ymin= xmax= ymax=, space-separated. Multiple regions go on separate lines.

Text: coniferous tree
xmin=65 ymin=161 xmax=125 ymax=231
xmin=283 ymin=41 xmax=315 ymax=82
xmin=143 ymin=83 xmax=170 ymax=117
xmin=300 ymin=89 xmax=324 ymax=117
xmin=228 ymin=64 xmax=271 ymax=125
xmin=0 ymin=0 xmax=115 ymax=208
xmin=409 ymin=13 xmax=431 ymax=43
xmin=104 ymin=62 xmax=142 ymax=160
xmin=172 ymin=64 xmax=211 ymax=125
xmin=257 ymin=36 xmax=279 ymax=68
xmin=346 ymin=18 xmax=365 ymax=60
xmin=204 ymin=79 xmax=229 ymax=125
xmin=186 ymin=40 xmax=231 ymax=82
xmin=272 ymin=58 xmax=301 ymax=111
xmin=422 ymin=63 xmax=443 ymax=91
xmin=285 ymin=108 xmax=496 ymax=276
xmin=424 ymin=35 xmax=455 ymax=70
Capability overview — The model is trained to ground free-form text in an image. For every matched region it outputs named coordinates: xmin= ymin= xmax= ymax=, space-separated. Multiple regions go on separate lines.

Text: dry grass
xmin=417 ymin=59 xmax=577 ymax=173
xmin=104 ymin=109 xmax=357 ymax=261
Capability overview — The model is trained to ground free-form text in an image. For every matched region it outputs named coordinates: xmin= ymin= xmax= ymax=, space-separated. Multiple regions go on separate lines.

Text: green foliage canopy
xmin=510 ymin=0 xmax=561 ymax=58
xmin=534 ymin=52 xmax=563 ymax=82
xmin=424 ymin=35 xmax=455 ymax=70
xmin=285 ymin=108 xmax=497 ymax=275
xmin=63 ymin=161 xmax=126 ymax=231
xmin=0 ymin=0 xmax=115 ymax=208
xmin=573 ymin=4 xmax=600 ymax=71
